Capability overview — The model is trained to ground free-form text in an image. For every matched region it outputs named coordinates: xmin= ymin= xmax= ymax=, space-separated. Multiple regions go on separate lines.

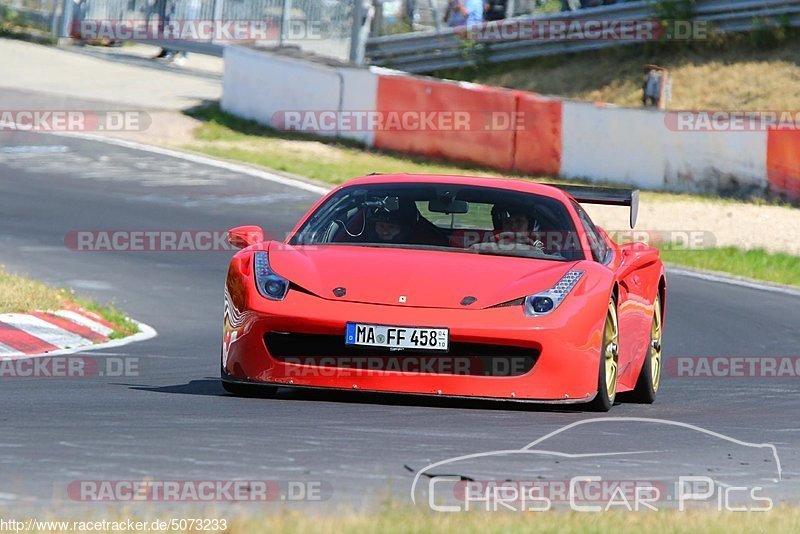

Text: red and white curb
xmin=0 ymin=309 xmax=156 ymax=359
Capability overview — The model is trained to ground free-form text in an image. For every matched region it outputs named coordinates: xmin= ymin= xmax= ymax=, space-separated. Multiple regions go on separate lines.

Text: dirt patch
xmin=585 ymin=200 xmax=800 ymax=255
xmin=103 ymin=110 xmax=202 ymax=146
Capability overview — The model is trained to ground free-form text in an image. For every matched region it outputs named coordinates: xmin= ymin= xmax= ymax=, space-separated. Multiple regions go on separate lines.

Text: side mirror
xmin=227 ymin=225 xmax=264 ymax=249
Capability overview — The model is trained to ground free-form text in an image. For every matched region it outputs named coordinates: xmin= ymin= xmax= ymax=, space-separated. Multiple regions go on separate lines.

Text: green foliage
xmin=0 ymin=5 xmax=32 ymax=27
xmin=750 ymin=14 xmax=793 ymax=50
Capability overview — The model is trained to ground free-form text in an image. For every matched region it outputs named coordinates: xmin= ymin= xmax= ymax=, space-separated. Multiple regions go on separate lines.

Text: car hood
xmin=268 ymin=244 xmax=579 ymax=309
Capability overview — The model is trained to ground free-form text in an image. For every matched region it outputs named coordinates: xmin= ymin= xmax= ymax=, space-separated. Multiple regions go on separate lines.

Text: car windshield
xmin=290 ymin=183 xmax=583 ymax=261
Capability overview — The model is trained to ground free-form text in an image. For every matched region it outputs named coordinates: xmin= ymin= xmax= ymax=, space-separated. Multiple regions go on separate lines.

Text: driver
xmin=369 ymin=206 xmax=413 ymax=243
xmin=470 ymin=205 xmax=544 ymax=252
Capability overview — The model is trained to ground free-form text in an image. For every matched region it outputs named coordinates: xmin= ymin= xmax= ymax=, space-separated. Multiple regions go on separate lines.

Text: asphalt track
xmin=1 ymin=107 xmax=800 ymax=512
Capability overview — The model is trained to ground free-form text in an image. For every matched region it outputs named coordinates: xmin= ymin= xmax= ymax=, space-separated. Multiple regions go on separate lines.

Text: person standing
xmin=464 ymin=0 xmax=484 ymax=25
xmin=444 ymin=0 xmax=483 ymax=27
xmin=444 ymin=0 xmax=467 ymax=27
xmin=484 ymin=0 xmax=507 ymax=22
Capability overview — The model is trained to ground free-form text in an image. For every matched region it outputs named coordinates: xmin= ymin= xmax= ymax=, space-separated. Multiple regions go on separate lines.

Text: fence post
xmin=349 ymin=0 xmax=367 ymax=65
xmin=212 ymin=0 xmax=225 ymax=43
xmin=49 ymin=0 xmax=59 ymax=38
xmin=279 ymin=0 xmax=292 ymax=46
xmin=429 ymin=0 xmax=441 ymax=32
xmin=59 ymin=0 xmax=73 ymax=39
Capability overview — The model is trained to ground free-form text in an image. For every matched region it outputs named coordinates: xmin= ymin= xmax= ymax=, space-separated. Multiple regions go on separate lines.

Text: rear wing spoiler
xmin=546 ymin=184 xmax=640 ymax=228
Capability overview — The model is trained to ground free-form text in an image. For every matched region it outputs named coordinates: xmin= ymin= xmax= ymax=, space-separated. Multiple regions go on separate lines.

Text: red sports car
xmin=221 ymin=174 xmax=665 ymax=411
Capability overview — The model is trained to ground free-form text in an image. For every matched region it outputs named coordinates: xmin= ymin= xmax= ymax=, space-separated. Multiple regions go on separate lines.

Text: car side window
xmin=572 ymin=201 xmax=610 ymax=263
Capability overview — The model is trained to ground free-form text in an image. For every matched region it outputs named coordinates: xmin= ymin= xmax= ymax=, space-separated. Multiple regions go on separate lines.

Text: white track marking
xmin=0 ymin=320 xmax=158 ymax=360
xmin=43 ymin=320 xmax=158 ymax=357
xmin=0 ymin=123 xmax=331 ymax=195
xmin=0 ymin=145 xmax=69 ymax=153
xmin=0 ymin=342 xmax=24 ymax=358
xmin=53 ymin=310 xmax=115 ymax=337
xmin=0 ymin=313 xmax=90 ymax=349
xmin=667 ymin=266 xmax=800 ymax=298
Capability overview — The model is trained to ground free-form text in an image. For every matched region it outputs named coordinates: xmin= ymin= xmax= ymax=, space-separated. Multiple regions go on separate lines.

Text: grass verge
xmin=464 ymin=31 xmax=800 ymax=111
xmin=226 ymin=506 xmax=799 ymax=534
xmin=19 ymin=506 xmax=800 ymax=533
xmin=659 ymin=246 xmax=800 ymax=288
xmin=183 ymin=104 xmax=521 ymax=186
xmin=0 ymin=267 xmax=138 ymax=339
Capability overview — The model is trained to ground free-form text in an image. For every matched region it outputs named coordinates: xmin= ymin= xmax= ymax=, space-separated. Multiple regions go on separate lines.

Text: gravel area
xmin=585 ymin=201 xmax=800 ymax=256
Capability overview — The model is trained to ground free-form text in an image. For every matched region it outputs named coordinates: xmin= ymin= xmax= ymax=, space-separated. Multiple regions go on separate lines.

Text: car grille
xmin=264 ymin=332 xmax=538 ymax=377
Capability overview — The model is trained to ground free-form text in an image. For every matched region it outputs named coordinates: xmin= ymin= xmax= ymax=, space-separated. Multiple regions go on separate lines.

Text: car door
xmin=572 ymin=201 xmax=639 ymax=383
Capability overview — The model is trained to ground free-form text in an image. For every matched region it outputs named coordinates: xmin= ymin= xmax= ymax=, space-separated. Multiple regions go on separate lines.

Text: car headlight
xmin=254 ymin=251 xmax=289 ymax=301
xmin=524 ymin=270 xmax=584 ymax=316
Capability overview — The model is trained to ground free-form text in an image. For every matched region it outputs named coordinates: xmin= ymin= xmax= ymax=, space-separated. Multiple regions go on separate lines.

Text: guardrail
xmin=0 ymin=0 xmax=357 ymax=61
xmin=366 ymin=0 xmax=800 ymax=73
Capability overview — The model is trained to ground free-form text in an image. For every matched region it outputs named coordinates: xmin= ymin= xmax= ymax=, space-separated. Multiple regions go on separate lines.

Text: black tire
xmin=626 ymin=295 xmax=662 ymax=404
xmin=587 ymin=298 xmax=619 ymax=412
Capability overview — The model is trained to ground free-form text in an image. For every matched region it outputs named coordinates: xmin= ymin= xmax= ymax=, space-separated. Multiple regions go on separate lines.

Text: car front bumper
xmin=222 ymin=287 xmax=606 ymax=402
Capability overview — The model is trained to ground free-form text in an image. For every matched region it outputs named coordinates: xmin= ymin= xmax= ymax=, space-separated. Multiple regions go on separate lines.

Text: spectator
xmin=560 ymin=0 xmax=581 ymax=11
xmin=642 ymin=64 xmax=670 ymax=109
xmin=464 ymin=0 xmax=484 ymax=25
xmin=444 ymin=0 xmax=483 ymax=27
xmin=153 ymin=0 xmax=187 ymax=64
xmin=406 ymin=0 xmax=418 ymax=25
xmin=484 ymin=0 xmax=507 ymax=22
xmin=444 ymin=0 xmax=467 ymax=27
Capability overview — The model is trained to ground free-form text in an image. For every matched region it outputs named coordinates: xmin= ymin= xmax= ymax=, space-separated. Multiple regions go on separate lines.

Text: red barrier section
xmin=374 ymin=74 xmax=517 ymax=170
xmin=512 ymin=92 xmax=562 ymax=177
xmin=767 ymin=128 xmax=800 ymax=200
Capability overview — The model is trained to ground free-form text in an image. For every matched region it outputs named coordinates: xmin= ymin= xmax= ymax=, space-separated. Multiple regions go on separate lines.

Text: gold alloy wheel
xmin=603 ymin=301 xmax=619 ymax=400
xmin=650 ymin=296 xmax=663 ymax=392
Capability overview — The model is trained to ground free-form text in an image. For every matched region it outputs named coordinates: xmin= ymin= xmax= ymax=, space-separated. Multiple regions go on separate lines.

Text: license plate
xmin=345 ymin=322 xmax=449 ymax=351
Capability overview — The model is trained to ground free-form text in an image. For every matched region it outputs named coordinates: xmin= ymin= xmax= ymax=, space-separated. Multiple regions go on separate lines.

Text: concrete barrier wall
xmin=222 ymin=44 xmax=797 ymax=201
xmin=337 ymin=67 xmax=379 ymax=146
xmin=561 ymin=102 xmax=768 ymax=195
xmin=374 ymin=73 xmax=517 ymax=170
xmin=223 ymin=46 xmax=380 ymax=144
xmin=223 ymin=46 xmax=341 ymax=137
xmin=767 ymin=128 xmax=800 ymax=199
xmin=513 ymin=92 xmax=562 ymax=177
